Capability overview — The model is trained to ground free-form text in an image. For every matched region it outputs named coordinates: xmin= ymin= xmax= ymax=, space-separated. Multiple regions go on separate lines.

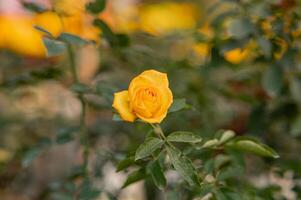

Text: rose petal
xmin=140 ymin=70 xmax=169 ymax=87
xmin=112 ymin=90 xmax=136 ymax=122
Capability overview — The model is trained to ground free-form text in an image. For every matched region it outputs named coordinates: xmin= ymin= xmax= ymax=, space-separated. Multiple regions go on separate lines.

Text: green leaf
xmin=169 ymin=98 xmax=188 ymax=113
xmin=34 ymin=25 xmax=53 ymax=38
xmin=58 ymin=33 xmax=88 ymax=46
xmin=122 ymin=169 xmax=146 ymax=188
xmin=135 ymin=137 xmax=164 ymax=161
xmin=93 ymin=19 xmax=116 ymax=44
xmin=167 ymin=131 xmax=202 ymax=143
xmin=166 ymin=146 xmax=200 ymax=186
xmin=22 ymin=138 xmax=51 ymax=167
xmin=227 ymin=137 xmax=279 ymax=158
xmin=22 ymin=148 xmax=40 ymax=167
xmin=290 ymin=77 xmax=301 ymax=104
xmin=116 ymin=156 xmax=135 ymax=172
xmin=228 ymin=18 xmax=254 ymax=39
xmin=71 ymin=83 xmax=91 ymax=94
xmin=56 ymin=127 xmax=78 ymax=144
xmin=214 ymin=190 xmax=228 ymax=200
xmin=290 ymin=116 xmax=301 ymax=136
xmin=95 ymin=82 xmax=117 ymax=104
xmin=22 ymin=2 xmax=46 ymax=13
xmin=217 ymin=165 xmax=243 ymax=181
xmin=43 ymin=38 xmax=66 ymax=57
xmin=262 ymin=65 xmax=283 ymax=97
xmin=202 ymin=139 xmax=219 ymax=148
xmin=147 ymin=160 xmax=167 ymax=190
xmin=219 ymin=130 xmax=235 ymax=145
xmin=86 ymin=0 xmax=106 ymax=14
xmin=214 ymin=155 xmax=231 ymax=171
xmin=112 ymin=114 xmax=123 ymax=121
xmin=79 ymin=179 xmax=101 ymax=199
xmin=257 ymin=37 xmax=272 ymax=59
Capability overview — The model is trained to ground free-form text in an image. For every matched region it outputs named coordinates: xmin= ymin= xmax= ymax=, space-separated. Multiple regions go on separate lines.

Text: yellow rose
xmin=113 ymin=70 xmax=173 ymax=123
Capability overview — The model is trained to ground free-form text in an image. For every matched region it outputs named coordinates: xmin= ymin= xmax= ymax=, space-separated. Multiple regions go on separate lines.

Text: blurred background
xmin=1 ymin=0 xmax=301 ymax=199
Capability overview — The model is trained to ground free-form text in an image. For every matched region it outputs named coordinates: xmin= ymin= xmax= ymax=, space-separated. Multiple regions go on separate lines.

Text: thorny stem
xmin=67 ymin=44 xmax=89 ymax=177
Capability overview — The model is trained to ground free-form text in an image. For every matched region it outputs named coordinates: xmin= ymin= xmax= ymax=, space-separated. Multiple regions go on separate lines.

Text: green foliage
xmin=122 ymin=169 xmax=147 ymax=188
xmin=262 ymin=65 xmax=283 ymax=97
xmin=166 ymin=131 xmax=202 ymax=143
xmin=135 ymin=137 xmax=164 ymax=161
xmin=147 ymin=160 xmax=167 ymax=190
xmin=168 ymin=98 xmax=188 ymax=113
xmin=227 ymin=137 xmax=279 ymax=158
xmin=43 ymin=38 xmax=66 ymax=57
xmin=86 ymin=0 xmax=106 ymax=14
xmin=166 ymin=146 xmax=200 ymax=186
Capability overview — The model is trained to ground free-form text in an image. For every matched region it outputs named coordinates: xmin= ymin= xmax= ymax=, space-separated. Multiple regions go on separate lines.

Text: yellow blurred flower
xmin=0 ymin=0 xmax=99 ymax=57
xmin=100 ymin=2 xmax=139 ymax=33
xmin=0 ymin=16 xmax=46 ymax=57
xmin=193 ymin=43 xmax=211 ymax=58
xmin=274 ymin=38 xmax=288 ymax=60
xmin=51 ymin=0 xmax=85 ymax=16
xmin=198 ymin=23 xmax=214 ymax=40
xmin=224 ymin=48 xmax=249 ymax=64
xmin=34 ymin=11 xmax=63 ymax=37
xmin=0 ymin=149 xmax=12 ymax=163
xmin=113 ymin=70 xmax=173 ymax=123
xmin=139 ymin=2 xmax=198 ymax=36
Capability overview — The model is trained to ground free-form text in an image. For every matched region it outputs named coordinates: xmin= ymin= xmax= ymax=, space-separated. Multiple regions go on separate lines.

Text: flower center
xmin=131 ymin=87 xmax=162 ymax=118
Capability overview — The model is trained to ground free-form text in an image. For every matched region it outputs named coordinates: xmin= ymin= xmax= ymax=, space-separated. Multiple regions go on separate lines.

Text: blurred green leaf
xmin=79 ymin=179 xmax=101 ymax=200
xmin=56 ymin=127 xmax=78 ymax=145
xmin=147 ymin=160 xmax=166 ymax=190
xmin=262 ymin=65 xmax=283 ymax=97
xmin=93 ymin=19 xmax=115 ymax=43
xmin=169 ymin=98 xmax=188 ymax=113
xmin=135 ymin=137 xmax=164 ymax=161
xmin=122 ymin=169 xmax=146 ymax=188
xmin=257 ymin=37 xmax=272 ymax=59
xmin=290 ymin=77 xmax=301 ymax=104
xmin=96 ymin=82 xmax=117 ymax=104
xmin=71 ymin=83 xmax=92 ymax=94
xmin=217 ymin=165 xmax=244 ymax=181
xmin=22 ymin=138 xmax=52 ymax=167
xmin=112 ymin=114 xmax=123 ymax=121
xmin=93 ymin=19 xmax=129 ymax=47
xmin=228 ymin=18 xmax=254 ymax=39
xmin=58 ymin=33 xmax=89 ymax=46
xmin=214 ymin=190 xmax=228 ymax=200
xmin=219 ymin=130 xmax=235 ymax=145
xmin=290 ymin=116 xmax=301 ymax=136
xmin=116 ymin=156 xmax=135 ymax=172
xmin=227 ymin=137 xmax=279 ymax=158
xmin=43 ymin=38 xmax=66 ymax=57
xmin=22 ymin=148 xmax=40 ymax=167
xmin=86 ymin=0 xmax=106 ymax=14
xmin=34 ymin=25 xmax=53 ymax=38
xmin=22 ymin=2 xmax=46 ymax=13
xmin=214 ymin=155 xmax=231 ymax=171
xmin=202 ymin=139 xmax=219 ymax=148
xmin=50 ymin=193 xmax=73 ymax=200
xmin=167 ymin=131 xmax=202 ymax=143
xmin=166 ymin=146 xmax=199 ymax=186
